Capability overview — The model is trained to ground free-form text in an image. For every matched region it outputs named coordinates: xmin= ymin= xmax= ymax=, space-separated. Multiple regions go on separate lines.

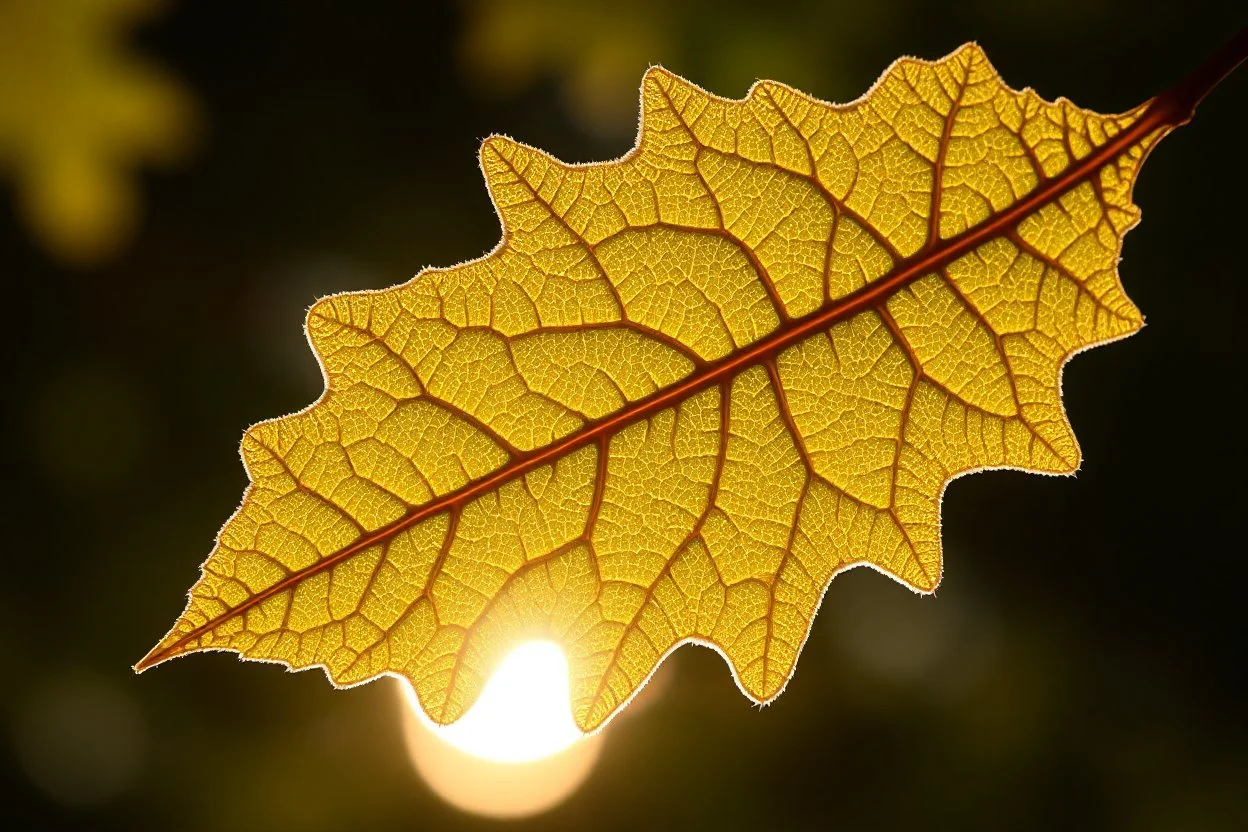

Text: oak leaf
xmin=138 ymin=41 xmax=1238 ymax=732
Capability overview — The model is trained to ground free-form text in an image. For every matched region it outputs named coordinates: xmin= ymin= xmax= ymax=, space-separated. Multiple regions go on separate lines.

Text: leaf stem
xmin=1150 ymin=26 xmax=1248 ymax=126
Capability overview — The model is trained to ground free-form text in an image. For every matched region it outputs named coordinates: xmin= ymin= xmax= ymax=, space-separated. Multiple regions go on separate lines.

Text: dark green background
xmin=2 ymin=2 xmax=1245 ymax=829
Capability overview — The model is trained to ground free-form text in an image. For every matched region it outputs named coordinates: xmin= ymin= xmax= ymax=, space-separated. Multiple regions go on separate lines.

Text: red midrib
xmin=137 ymin=96 xmax=1174 ymax=671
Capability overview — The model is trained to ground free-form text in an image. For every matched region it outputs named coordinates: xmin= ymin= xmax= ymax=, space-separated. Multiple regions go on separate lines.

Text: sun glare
xmin=399 ymin=641 xmax=603 ymax=818
xmin=421 ymin=640 xmax=584 ymax=762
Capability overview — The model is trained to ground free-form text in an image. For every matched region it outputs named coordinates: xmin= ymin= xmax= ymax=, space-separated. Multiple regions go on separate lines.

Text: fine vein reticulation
xmin=138 ymin=38 xmax=1246 ymax=733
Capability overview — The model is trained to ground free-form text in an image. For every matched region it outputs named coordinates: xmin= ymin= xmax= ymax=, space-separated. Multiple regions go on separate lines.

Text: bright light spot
xmin=423 ymin=640 xmax=584 ymax=762
xmin=399 ymin=640 xmax=603 ymax=818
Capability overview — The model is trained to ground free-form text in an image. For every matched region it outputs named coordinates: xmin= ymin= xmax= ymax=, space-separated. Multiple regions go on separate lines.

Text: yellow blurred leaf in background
xmin=0 ymin=0 xmax=194 ymax=264
xmin=137 ymin=40 xmax=1236 ymax=733
xmin=459 ymin=0 xmax=903 ymax=136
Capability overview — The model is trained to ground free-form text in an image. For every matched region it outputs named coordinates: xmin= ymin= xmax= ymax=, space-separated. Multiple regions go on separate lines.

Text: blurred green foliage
xmin=0 ymin=0 xmax=194 ymax=264
xmin=461 ymin=0 xmax=905 ymax=135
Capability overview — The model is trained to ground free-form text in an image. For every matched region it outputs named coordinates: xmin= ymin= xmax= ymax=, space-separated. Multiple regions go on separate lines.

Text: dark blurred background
xmin=2 ymin=1 xmax=1246 ymax=830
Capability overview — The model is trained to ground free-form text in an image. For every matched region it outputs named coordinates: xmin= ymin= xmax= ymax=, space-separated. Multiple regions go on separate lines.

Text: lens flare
xmin=419 ymin=640 xmax=585 ymax=762
xmin=399 ymin=641 xmax=602 ymax=818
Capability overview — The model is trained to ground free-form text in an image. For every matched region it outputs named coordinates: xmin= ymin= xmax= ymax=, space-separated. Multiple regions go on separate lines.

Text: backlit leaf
xmin=138 ymin=41 xmax=1242 ymax=732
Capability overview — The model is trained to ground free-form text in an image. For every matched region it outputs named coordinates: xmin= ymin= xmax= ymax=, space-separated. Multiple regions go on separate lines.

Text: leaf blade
xmin=140 ymin=43 xmax=1174 ymax=732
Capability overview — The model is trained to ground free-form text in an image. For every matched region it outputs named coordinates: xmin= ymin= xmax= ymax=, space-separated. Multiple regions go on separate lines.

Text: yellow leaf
xmin=0 ymin=0 xmax=195 ymax=264
xmin=138 ymin=41 xmax=1240 ymax=732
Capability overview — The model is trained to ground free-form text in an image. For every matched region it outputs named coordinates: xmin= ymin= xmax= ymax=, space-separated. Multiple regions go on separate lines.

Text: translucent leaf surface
xmin=139 ymin=42 xmax=1212 ymax=732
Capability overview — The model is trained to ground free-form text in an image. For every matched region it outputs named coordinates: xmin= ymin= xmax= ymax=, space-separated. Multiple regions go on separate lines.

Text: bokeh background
xmin=2 ymin=1 xmax=1246 ymax=829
